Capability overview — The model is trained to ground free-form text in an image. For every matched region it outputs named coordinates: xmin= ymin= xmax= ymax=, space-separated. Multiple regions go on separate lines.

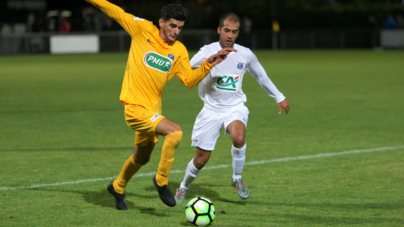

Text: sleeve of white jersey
xmin=190 ymin=46 xmax=209 ymax=69
xmin=247 ymin=52 xmax=286 ymax=103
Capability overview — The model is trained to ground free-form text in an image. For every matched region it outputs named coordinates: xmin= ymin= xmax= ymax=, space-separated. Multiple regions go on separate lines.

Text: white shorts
xmin=191 ymin=103 xmax=249 ymax=151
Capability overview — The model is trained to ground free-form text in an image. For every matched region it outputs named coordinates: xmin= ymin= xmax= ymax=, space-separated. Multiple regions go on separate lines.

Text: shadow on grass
xmin=29 ymin=182 xmax=404 ymax=225
xmin=30 ymin=187 xmax=169 ymax=217
xmin=179 ymin=221 xmax=191 ymax=226
xmin=166 ymin=181 xmax=247 ymax=205
xmin=29 ymin=179 xmax=246 ymax=219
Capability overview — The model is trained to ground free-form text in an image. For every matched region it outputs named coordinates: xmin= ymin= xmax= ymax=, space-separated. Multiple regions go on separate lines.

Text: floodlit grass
xmin=0 ymin=50 xmax=403 ymax=226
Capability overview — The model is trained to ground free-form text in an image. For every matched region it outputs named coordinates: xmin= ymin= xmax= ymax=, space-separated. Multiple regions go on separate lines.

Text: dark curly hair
xmin=161 ymin=4 xmax=188 ymax=22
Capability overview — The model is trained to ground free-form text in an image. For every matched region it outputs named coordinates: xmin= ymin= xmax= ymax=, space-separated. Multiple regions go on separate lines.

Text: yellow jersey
xmin=85 ymin=0 xmax=213 ymax=113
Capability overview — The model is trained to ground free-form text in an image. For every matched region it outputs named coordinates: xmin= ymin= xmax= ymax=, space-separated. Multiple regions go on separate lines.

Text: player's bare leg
xmin=153 ymin=118 xmax=183 ymax=207
xmin=193 ymin=147 xmax=212 ymax=169
xmin=109 ymin=142 xmax=155 ymax=210
xmin=176 ymin=148 xmax=212 ymax=203
xmin=227 ymin=120 xmax=250 ymax=199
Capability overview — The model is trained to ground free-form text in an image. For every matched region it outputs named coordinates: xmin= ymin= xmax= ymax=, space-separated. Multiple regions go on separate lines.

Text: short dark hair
xmin=161 ymin=4 xmax=188 ymax=22
xmin=219 ymin=13 xmax=241 ymax=28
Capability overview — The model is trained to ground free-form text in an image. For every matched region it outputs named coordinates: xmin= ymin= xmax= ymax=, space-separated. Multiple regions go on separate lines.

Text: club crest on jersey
xmin=144 ymin=51 xmax=173 ymax=73
xmin=168 ymin=54 xmax=175 ymax=60
xmin=237 ymin=63 xmax=244 ymax=70
xmin=215 ymin=73 xmax=240 ymax=92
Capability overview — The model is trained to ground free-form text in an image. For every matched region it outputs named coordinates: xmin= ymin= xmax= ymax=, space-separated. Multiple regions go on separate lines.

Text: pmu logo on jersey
xmin=237 ymin=63 xmax=244 ymax=70
xmin=144 ymin=51 xmax=173 ymax=73
xmin=214 ymin=73 xmax=240 ymax=92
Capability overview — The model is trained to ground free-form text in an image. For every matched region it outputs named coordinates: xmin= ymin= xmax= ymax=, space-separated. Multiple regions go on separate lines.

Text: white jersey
xmin=190 ymin=42 xmax=286 ymax=109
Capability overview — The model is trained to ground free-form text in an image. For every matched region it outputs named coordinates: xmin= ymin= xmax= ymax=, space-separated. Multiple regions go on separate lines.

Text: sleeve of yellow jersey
xmin=85 ymin=0 xmax=152 ymax=36
xmin=172 ymin=49 xmax=214 ymax=88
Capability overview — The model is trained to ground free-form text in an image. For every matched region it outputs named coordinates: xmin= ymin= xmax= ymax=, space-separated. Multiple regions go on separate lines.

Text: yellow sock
xmin=113 ymin=155 xmax=144 ymax=194
xmin=156 ymin=131 xmax=183 ymax=186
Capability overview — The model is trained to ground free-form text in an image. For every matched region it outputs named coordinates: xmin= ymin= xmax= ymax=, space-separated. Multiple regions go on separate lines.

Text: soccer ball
xmin=185 ymin=197 xmax=215 ymax=226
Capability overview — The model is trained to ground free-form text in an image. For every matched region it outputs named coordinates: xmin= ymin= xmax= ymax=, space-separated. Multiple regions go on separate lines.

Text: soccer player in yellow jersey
xmin=84 ymin=0 xmax=235 ymax=210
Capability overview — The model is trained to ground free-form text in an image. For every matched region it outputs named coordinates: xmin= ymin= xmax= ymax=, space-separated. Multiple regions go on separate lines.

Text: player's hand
xmin=277 ymin=99 xmax=290 ymax=115
xmin=207 ymin=47 xmax=237 ymax=66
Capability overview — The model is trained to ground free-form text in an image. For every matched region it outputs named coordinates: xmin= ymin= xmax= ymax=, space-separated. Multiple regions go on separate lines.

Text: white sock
xmin=231 ymin=143 xmax=246 ymax=181
xmin=180 ymin=158 xmax=200 ymax=190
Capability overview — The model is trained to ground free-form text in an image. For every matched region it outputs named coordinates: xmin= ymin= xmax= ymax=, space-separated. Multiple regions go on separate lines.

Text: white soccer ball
xmin=185 ymin=197 xmax=215 ymax=226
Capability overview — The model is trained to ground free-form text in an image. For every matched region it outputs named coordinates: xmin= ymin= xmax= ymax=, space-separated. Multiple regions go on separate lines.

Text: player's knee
xmin=195 ymin=157 xmax=208 ymax=169
xmin=136 ymin=156 xmax=150 ymax=165
xmin=166 ymin=131 xmax=183 ymax=146
xmin=133 ymin=150 xmax=152 ymax=165
xmin=167 ymin=122 xmax=182 ymax=134
xmin=133 ymin=141 xmax=155 ymax=164
xmin=232 ymin=136 xmax=245 ymax=148
xmin=172 ymin=124 xmax=182 ymax=133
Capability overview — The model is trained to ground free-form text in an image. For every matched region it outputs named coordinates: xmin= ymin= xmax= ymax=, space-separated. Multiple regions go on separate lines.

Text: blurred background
xmin=1 ymin=0 xmax=404 ymax=55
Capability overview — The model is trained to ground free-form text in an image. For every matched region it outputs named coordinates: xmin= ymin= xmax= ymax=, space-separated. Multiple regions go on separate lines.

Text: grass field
xmin=0 ymin=50 xmax=403 ymax=226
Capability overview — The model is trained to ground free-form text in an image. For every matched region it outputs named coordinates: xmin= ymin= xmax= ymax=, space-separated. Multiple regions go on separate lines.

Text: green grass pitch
xmin=0 ymin=50 xmax=403 ymax=226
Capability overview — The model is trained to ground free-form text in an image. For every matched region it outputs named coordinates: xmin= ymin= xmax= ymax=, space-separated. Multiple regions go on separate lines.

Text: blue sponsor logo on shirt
xmin=168 ymin=54 xmax=175 ymax=60
xmin=237 ymin=63 xmax=243 ymax=70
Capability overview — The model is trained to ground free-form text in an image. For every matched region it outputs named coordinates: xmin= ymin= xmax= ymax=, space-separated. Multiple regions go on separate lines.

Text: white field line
xmin=1 ymin=145 xmax=403 ymax=191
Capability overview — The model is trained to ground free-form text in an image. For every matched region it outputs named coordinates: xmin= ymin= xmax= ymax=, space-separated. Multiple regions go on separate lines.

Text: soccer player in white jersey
xmin=175 ymin=13 xmax=290 ymax=202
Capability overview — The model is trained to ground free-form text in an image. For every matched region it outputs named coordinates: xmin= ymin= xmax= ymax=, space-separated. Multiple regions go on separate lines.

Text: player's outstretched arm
xmin=277 ymin=99 xmax=290 ymax=115
xmin=246 ymin=51 xmax=289 ymax=115
xmin=175 ymin=48 xmax=236 ymax=88
xmin=84 ymin=0 xmax=141 ymax=36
